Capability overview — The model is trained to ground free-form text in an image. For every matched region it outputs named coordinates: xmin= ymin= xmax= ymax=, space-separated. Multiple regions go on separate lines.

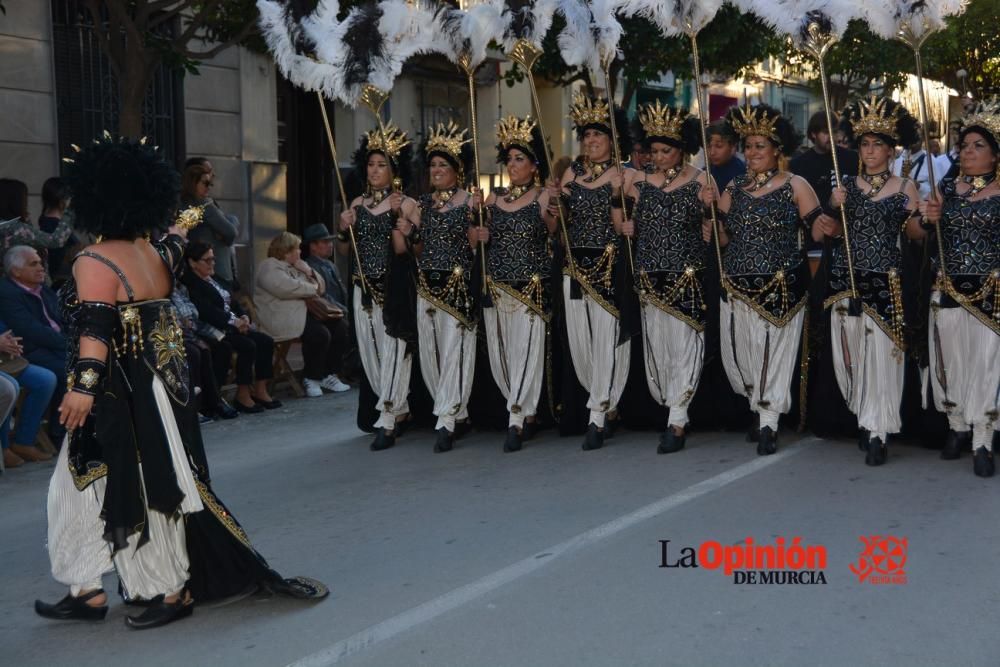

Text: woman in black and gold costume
xmin=820 ymin=96 xmax=921 ymax=466
xmin=339 ymin=123 xmax=419 ymax=451
xmin=551 ymin=92 xmax=634 ymax=450
xmin=616 ymin=102 xmax=714 ymax=454
xmin=920 ymin=98 xmax=1000 ymax=477
xmin=716 ymin=104 xmax=833 ymax=455
xmin=35 ymin=136 xmax=325 ymax=631
xmin=409 ymin=122 xmax=478 ymax=453
xmin=475 ymin=116 xmax=556 ymax=452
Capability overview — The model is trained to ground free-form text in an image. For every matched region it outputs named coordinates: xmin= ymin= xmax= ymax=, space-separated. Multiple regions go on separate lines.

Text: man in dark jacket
xmin=0 ymin=245 xmax=67 ymax=439
xmin=302 ymin=223 xmax=350 ymax=391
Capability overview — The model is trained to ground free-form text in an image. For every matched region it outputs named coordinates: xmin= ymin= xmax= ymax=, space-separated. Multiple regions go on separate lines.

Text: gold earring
xmin=533 ymin=172 xmax=541 ymax=187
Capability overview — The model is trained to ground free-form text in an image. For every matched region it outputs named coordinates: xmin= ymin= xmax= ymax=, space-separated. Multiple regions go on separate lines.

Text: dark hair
xmin=0 ymin=178 xmax=29 ymax=221
xmin=41 ymin=177 xmax=69 ymax=212
xmin=185 ymin=156 xmax=210 ymax=169
xmin=839 ymin=97 xmax=921 ymax=150
xmin=807 ymin=111 xmax=832 ymax=140
xmin=351 ymin=138 xmax=414 ymax=191
xmin=958 ymin=126 xmax=1000 ymax=155
xmin=706 ymin=121 xmax=737 ymax=145
xmin=631 ymin=109 xmax=702 ymax=156
xmin=181 ymin=164 xmax=212 ymax=201
xmin=184 ymin=240 xmax=214 ymax=263
xmin=64 ymin=137 xmax=179 ymax=240
xmin=573 ymin=102 xmax=633 ymax=165
xmin=496 ymin=123 xmax=550 ymax=182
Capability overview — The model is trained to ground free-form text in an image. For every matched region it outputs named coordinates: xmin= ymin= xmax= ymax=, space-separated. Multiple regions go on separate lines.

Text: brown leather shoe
xmin=10 ymin=444 xmax=53 ymax=462
xmin=3 ymin=448 xmax=24 ymax=468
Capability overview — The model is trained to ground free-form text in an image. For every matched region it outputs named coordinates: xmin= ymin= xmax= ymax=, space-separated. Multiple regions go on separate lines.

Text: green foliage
xmin=922 ymin=0 xmax=1000 ymax=97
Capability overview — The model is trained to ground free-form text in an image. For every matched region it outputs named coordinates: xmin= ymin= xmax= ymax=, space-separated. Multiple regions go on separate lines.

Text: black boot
xmin=973 ymin=447 xmax=995 ymax=478
xmin=756 ymin=426 xmax=777 ymax=456
xmin=522 ymin=421 xmax=538 ymax=441
xmin=941 ymin=429 xmax=971 ymax=460
xmin=857 ymin=428 xmax=870 ymax=452
xmin=657 ymin=427 xmax=686 ymax=454
xmin=433 ymin=428 xmax=454 ymax=453
xmin=124 ymin=594 xmax=194 ymax=630
xmin=371 ymin=429 xmax=396 ymax=451
xmin=865 ymin=436 xmax=887 ymax=466
xmin=503 ymin=426 xmax=523 ymax=453
xmin=582 ymin=423 xmax=604 ymax=451
xmin=35 ymin=589 xmax=108 ymax=621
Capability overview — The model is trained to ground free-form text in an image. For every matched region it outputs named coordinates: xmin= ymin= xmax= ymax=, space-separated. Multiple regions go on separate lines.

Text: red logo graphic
xmin=849 ymin=536 xmax=908 ymax=584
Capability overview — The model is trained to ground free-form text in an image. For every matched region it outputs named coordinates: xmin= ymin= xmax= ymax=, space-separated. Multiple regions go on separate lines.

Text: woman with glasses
xmin=182 ymin=241 xmax=281 ymax=414
xmin=180 ymin=163 xmax=240 ymax=290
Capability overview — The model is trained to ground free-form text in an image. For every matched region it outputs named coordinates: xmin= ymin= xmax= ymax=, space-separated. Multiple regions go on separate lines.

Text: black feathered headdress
xmin=495 ymin=115 xmax=550 ymax=182
xmin=352 ymin=123 xmax=414 ymax=189
xmin=632 ymin=101 xmax=702 ymax=155
xmin=63 ymin=134 xmax=179 ymax=241
xmin=724 ymin=104 xmax=800 ymax=156
xmin=839 ymin=95 xmax=920 ymax=149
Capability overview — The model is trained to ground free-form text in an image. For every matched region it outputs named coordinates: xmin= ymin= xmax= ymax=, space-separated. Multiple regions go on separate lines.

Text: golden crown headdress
xmin=729 ymin=104 xmax=783 ymax=144
xmin=425 ymin=121 xmax=471 ymax=166
xmin=963 ymin=96 xmax=1000 ymax=142
xmin=849 ymin=95 xmax=901 ymax=142
xmin=569 ymin=91 xmax=611 ymax=129
xmin=365 ymin=123 xmax=410 ymax=162
xmin=496 ymin=115 xmax=538 ymax=156
xmin=638 ymin=101 xmax=689 ymax=141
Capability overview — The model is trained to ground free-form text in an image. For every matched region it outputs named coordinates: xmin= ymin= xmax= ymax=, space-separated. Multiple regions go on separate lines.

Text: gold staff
xmin=456 ymin=53 xmax=491 ymax=298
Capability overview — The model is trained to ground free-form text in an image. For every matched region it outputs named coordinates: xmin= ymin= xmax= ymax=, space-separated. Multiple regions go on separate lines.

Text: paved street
xmin=3 ymin=387 xmax=998 ymax=667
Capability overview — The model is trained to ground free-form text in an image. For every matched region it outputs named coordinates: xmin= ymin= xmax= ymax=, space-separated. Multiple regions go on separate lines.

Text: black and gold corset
xmin=486 ymin=198 xmax=551 ymax=318
xmin=633 ymin=179 xmax=708 ymax=329
xmin=723 ymin=177 xmax=809 ymax=326
xmin=824 ymin=178 xmax=911 ymax=347
xmin=936 ymin=180 xmax=1000 ymax=333
xmin=417 ymin=196 xmax=475 ymax=325
xmin=353 ymin=206 xmax=395 ymax=293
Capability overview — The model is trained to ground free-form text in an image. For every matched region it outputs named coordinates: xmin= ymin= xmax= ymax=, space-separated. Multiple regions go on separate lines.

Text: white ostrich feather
xmin=501 ymin=0 xmax=558 ymax=51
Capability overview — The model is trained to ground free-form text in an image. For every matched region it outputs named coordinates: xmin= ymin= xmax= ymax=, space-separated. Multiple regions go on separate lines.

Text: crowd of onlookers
xmin=0 ymin=159 xmax=353 ymax=473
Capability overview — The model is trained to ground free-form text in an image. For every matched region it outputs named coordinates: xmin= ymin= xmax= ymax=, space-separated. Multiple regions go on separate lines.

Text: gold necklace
xmin=367 ymin=186 xmax=392 ymax=209
xmin=433 ymin=186 xmax=459 ymax=210
xmin=861 ymin=169 xmax=891 ymax=197
xmin=584 ymin=159 xmax=614 ymax=182
xmin=747 ymin=168 xmax=778 ymax=192
xmin=504 ymin=183 xmax=532 ymax=203
xmin=658 ymin=166 xmax=682 ymax=189
xmin=961 ymin=172 xmax=996 ymax=197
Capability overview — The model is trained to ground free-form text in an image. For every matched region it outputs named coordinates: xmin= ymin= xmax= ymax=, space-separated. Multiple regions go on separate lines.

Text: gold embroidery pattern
xmin=79 ymin=368 xmax=99 ymax=389
xmin=488 ymin=276 xmax=551 ymax=322
xmin=148 ymin=308 xmax=186 ymax=369
xmin=195 ymin=481 xmax=252 ymax=550
xmin=418 ymin=266 xmax=475 ymax=329
xmin=638 ymin=267 xmax=706 ymax=333
xmin=936 ymin=271 xmax=1000 ymax=336
xmin=71 ymin=461 xmax=108 ymax=491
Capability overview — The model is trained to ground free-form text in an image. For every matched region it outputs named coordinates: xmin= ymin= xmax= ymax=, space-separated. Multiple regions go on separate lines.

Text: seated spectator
xmin=0 ymin=246 xmax=66 ymax=441
xmin=37 ymin=177 xmax=77 ymax=283
xmin=0 ymin=325 xmax=56 ymax=467
xmin=0 ymin=179 xmax=73 ymax=272
xmin=302 ymin=224 xmax=350 ymax=392
xmin=182 ymin=241 xmax=280 ymax=414
xmin=256 ymin=232 xmax=348 ymax=398
xmin=181 ymin=163 xmax=240 ymax=291
xmin=171 ymin=281 xmax=238 ymax=421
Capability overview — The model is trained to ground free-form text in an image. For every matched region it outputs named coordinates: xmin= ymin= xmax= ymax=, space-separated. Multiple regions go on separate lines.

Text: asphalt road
xmin=3 ymin=388 xmax=998 ymax=667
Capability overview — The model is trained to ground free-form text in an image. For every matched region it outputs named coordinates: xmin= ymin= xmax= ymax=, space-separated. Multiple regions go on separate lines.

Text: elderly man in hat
xmin=302 ymin=223 xmax=350 ymax=392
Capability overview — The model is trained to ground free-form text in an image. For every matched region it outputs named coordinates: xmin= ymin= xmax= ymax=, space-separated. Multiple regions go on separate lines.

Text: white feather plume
xmin=433 ymin=0 xmax=507 ymax=70
xmin=847 ymin=0 xmax=968 ymax=42
xmin=501 ymin=0 xmax=558 ymax=51
xmin=556 ymin=0 xmax=625 ymax=73
xmin=257 ymin=0 xmax=347 ymax=99
xmin=620 ymin=0 xmax=724 ymax=36
xmin=735 ymin=0 xmax=860 ymax=45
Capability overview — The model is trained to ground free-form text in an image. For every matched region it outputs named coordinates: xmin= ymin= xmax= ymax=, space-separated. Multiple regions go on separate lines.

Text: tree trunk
xmin=117 ymin=56 xmax=157 ymax=138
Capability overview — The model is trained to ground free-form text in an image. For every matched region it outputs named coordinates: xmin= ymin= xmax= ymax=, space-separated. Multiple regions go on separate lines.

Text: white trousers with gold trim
xmin=354 ymin=290 xmax=412 ymax=431
xmin=484 ymin=290 xmax=545 ymax=429
xmin=641 ymin=303 xmax=704 ymax=428
xmin=720 ymin=296 xmax=805 ymax=431
xmin=928 ymin=292 xmax=1000 ymax=450
xmin=417 ymin=295 xmax=476 ymax=432
xmin=830 ymin=301 xmax=904 ymax=441
xmin=562 ymin=276 xmax=631 ymax=428
xmin=46 ymin=376 xmax=201 ymax=600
